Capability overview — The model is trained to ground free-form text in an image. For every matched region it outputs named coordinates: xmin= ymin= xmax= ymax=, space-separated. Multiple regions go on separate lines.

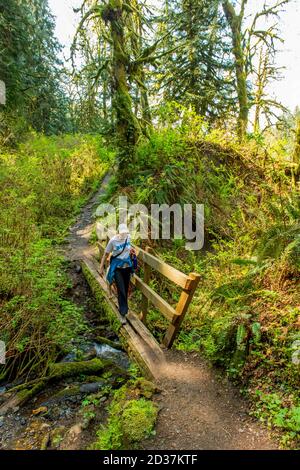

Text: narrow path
xmin=142 ymin=350 xmax=278 ymax=450
xmin=64 ymin=172 xmax=111 ymax=261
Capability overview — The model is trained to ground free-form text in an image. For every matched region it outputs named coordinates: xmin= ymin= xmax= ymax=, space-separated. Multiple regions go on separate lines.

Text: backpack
xmin=109 ymin=237 xmax=128 ymax=265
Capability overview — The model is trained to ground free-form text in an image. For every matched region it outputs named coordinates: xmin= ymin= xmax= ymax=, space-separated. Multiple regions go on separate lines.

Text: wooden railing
xmin=97 ymin=238 xmax=200 ymax=348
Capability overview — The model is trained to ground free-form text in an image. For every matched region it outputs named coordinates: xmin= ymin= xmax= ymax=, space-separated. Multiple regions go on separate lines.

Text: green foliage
xmin=252 ymin=391 xmax=300 ymax=448
xmin=155 ymin=0 xmax=234 ymax=122
xmin=0 ymin=134 xmax=112 ymax=380
xmin=0 ymin=0 xmax=71 ymax=143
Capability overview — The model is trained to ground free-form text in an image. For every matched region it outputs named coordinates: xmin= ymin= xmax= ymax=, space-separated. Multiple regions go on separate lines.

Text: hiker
xmin=99 ymin=224 xmax=135 ymax=324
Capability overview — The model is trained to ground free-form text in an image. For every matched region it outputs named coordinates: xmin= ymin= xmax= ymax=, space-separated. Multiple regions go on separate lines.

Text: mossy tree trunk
xmin=102 ymin=0 xmax=141 ymax=179
xmin=130 ymin=1 xmax=152 ymax=132
xmin=222 ymin=0 xmax=248 ymax=140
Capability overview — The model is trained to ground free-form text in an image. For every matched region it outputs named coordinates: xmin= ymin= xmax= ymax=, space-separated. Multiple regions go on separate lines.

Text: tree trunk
xmin=102 ymin=0 xmax=140 ymax=177
xmin=183 ymin=0 xmax=198 ymax=112
xmin=140 ymin=69 xmax=152 ymax=126
xmin=253 ymin=48 xmax=268 ymax=134
xmin=222 ymin=0 xmax=248 ymax=140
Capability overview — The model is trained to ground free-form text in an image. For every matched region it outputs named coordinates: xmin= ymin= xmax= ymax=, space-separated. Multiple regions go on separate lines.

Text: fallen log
xmin=0 ymin=358 xmax=116 ymax=415
xmin=95 ymin=335 xmax=123 ymax=351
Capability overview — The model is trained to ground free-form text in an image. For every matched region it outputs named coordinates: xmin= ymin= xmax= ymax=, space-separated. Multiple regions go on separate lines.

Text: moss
xmin=83 ymin=375 xmax=105 ymax=383
xmin=48 ymin=358 xmax=111 ymax=380
xmin=96 ymin=336 xmax=123 ymax=351
xmin=81 ymin=262 xmax=120 ymax=333
xmin=91 ymin=381 xmax=158 ymax=450
xmin=50 ymin=426 xmax=66 ymax=448
xmin=16 ymin=379 xmax=49 ymax=406
xmin=121 ymin=398 xmax=157 ymax=443
xmin=50 ymin=386 xmax=81 ymax=400
xmin=8 ymin=359 xmax=113 ymax=409
xmin=131 ymin=377 xmax=158 ymax=399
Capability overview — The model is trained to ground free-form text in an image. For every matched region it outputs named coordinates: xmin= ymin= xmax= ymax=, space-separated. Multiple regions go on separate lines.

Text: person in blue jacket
xmin=99 ymin=224 xmax=134 ymax=324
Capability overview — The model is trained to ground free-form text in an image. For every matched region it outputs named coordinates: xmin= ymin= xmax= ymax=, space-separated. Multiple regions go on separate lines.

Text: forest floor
xmin=0 ymin=173 xmax=279 ymax=450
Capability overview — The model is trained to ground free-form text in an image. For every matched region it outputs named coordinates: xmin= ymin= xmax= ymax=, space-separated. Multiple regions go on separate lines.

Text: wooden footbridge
xmin=81 ymin=235 xmax=200 ymax=380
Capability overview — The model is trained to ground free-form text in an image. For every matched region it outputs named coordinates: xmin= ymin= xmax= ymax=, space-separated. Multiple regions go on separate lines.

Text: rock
xmin=43 ymin=385 xmax=81 ymax=406
xmin=93 ymin=342 xmax=130 ymax=370
xmin=95 ymin=336 xmax=123 ymax=351
xmin=79 ymin=381 xmax=106 ymax=393
xmin=46 ymin=405 xmax=61 ymax=421
xmin=75 ymin=264 xmax=82 ymax=273
xmin=13 ymin=420 xmax=51 ymax=450
xmin=60 ymin=341 xmax=98 ymax=363
xmin=59 ymin=423 xmax=84 ymax=450
xmin=133 ymin=378 xmax=159 ymax=399
xmin=68 ymin=395 xmax=82 ymax=404
xmin=63 ymin=408 xmax=73 ymax=419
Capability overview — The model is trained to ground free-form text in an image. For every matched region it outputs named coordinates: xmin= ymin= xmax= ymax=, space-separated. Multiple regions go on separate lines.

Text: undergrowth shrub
xmin=0 ymin=134 xmax=114 ymax=380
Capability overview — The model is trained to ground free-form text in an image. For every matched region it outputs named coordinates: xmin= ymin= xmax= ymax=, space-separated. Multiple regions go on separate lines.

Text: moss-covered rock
xmin=50 ymin=426 xmax=67 ymax=449
xmin=121 ymin=398 xmax=158 ymax=443
xmin=91 ymin=381 xmax=158 ymax=450
xmin=96 ymin=336 xmax=123 ymax=351
xmin=131 ymin=377 xmax=159 ymax=399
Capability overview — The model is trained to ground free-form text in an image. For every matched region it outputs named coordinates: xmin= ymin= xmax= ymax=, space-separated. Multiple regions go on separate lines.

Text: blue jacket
xmin=106 ymin=256 xmax=134 ymax=285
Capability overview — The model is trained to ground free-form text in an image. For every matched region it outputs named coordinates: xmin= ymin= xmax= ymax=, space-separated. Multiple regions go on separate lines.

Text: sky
xmin=49 ymin=0 xmax=300 ymax=112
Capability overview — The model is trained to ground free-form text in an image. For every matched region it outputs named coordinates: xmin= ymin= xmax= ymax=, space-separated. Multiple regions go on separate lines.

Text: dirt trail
xmin=65 ymin=172 xmax=111 ymax=261
xmin=142 ymin=350 xmax=278 ymax=450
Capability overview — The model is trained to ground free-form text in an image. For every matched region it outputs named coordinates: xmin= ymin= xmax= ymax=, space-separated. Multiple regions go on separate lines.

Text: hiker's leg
xmin=114 ymin=268 xmax=128 ymax=316
xmin=123 ymin=267 xmax=131 ymax=302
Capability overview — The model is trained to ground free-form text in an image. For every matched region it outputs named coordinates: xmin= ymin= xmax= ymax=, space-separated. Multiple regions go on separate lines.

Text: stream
xmin=0 ymin=259 xmax=132 ymax=450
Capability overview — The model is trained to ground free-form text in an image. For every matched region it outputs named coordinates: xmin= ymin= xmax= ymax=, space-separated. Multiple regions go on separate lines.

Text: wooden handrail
xmin=134 ymin=245 xmax=189 ymax=289
xmin=132 ymin=274 xmax=180 ymax=321
xmin=96 ymin=238 xmax=200 ymax=348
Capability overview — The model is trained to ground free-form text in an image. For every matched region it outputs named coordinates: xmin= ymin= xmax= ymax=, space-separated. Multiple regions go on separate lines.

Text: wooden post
xmin=162 ymin=273 xmax=201 ymax=348
xmin=140 ymin=246 xmax=151 ymax=324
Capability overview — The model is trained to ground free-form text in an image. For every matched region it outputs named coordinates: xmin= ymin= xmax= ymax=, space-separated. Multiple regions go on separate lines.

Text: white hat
xmin=118 ymin=223 xmax=129 ymax=234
